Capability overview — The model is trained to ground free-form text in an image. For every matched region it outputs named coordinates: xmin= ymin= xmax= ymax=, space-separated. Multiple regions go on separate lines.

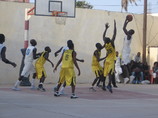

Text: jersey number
xmin=26 ymin=49 xmax=31 ymax=55
xmin=65 ymin=54 xmax=69 ymax=61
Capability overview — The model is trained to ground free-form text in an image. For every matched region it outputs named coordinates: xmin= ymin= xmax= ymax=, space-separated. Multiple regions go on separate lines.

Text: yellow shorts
xmin=92 ymin=66 xmax=103 ymax=78
xmin=104 ymin=60 xmax=115 ymax=77
xmin=59 ymin=68 xmax=76 ymax=86
xmin=35 ymin=64 xmax=46 ymax=79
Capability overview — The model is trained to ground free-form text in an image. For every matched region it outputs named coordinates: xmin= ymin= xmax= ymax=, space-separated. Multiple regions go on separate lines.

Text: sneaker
xmin=54 ymin=91 xmax=60 ymax=97
xmin=89 ymin=87 xmax=96 ymax=92
xmin=38 ymin=87 xmax=46 ymax=92
xmin=107 ymin=85 xmax=113 ymax=93
xmin=97 ymin=85 xmax=102 ymax=88
xmin=124 ymin=77 xmax=129 ymax=84
xmin=70 ymin=94 xmax=78 ymax=99
xmin=102 ymin=86 xmax=106 ymax=91
xmin=59 ymin=90 xmax=65 ymax=95
xmin=113 ymin=85 xmax=118 ymax=88
xmin=12 ymin=87 xmax=20 ymax=91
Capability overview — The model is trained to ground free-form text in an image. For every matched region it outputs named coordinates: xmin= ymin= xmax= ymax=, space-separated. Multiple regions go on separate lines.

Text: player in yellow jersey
xmin=53 ymin=41 xmax=80 ymax=99
xmin=35 ymin=46 xmax=54 ymax=91
xmin=53 ymin=40 xmax=84 ymax=95
xmin=102 ymin=20 xmax=117 ymax=93
xmin=90 ymin=43 xmax=106 ymax=91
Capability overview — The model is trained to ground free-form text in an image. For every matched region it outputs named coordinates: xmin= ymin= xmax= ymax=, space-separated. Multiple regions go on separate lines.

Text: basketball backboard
xmin=35 ymin=0 xmax=76 ymax=18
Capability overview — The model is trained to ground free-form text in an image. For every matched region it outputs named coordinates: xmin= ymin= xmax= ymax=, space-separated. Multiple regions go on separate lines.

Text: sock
xmin=55 ymin=83 xmax=58 ymax=88
xmin=31 ymin=78 xmax=35 ymax=86
xmin=60 ymin=86 xmax=65 ymax=92
xmin=14 ymin=80 xmax=20 ymax=88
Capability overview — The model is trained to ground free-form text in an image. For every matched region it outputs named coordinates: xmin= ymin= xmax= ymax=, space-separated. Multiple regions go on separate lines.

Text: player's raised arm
xmin=103 ymin=23 xmax=110 ymax=41
xmin=111 ymin=20 xmax=117 ymax=42
xmin=123 ymin=18 xmax=129 ymax=36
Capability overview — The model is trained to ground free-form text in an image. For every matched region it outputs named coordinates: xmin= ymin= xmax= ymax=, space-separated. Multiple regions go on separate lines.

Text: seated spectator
xmin=142 ymin=61 xmax=151 ymax=81
xmin=152 ymin=61 xmax=158 ymax=84
xmin=115 ymin=51 xmax=122 ymax=83
xmin=129 ymin=61 xmax=144 ymax=84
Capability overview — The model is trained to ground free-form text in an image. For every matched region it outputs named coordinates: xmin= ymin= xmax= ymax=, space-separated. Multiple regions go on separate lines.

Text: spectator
xmin=134 ymin=52 xmax=141 ymax=63
xmin=115 ymin=51 xmax=122 ymax=83
xmin=129 ymin=61 xmax=144 ymax=84
xmin=152 ymin=61 xmax=158 ymax=84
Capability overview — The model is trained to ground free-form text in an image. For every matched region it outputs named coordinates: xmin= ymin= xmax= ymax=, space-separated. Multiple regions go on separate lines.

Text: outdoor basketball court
xmin=1 ymin=1 xmax=158 ymax=117
xmin=1 ymin=84 xmax=158 ymax=118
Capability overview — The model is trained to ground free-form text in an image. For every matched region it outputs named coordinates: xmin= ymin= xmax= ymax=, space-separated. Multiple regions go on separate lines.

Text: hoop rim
xmin=51 ymin=11 xmax=68 ymax=17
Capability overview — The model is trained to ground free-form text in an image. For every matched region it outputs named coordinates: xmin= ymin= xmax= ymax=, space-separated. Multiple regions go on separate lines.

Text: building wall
xmin=0 ymin=1 xmax=158 ymax=84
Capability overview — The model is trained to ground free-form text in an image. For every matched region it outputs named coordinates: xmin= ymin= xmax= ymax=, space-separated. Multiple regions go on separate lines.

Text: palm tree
xmin=121 ymin=0 xmax=139 ymax=11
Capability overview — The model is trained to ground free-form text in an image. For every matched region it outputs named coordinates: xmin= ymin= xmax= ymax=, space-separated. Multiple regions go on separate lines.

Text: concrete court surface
xmin=1 ymin=83 xmax=158 ymax=118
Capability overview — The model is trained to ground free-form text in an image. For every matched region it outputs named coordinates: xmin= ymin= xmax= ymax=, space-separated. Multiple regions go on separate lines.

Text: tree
xmin=121 ymin=0 xmax=139 ymax=11
xmin=76 ymin=1 xmax=93 ymax=9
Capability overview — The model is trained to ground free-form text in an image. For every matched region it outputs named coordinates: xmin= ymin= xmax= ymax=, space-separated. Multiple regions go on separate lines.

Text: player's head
xmin=96 ymin=43 xmax=102 ymax=50
xmin=103 ymin=37 xmax=111 ymax=44
xmin=30 ymin=39 xmax=37 ymax=46
xmin=0 ymin=34 xmax=5 ymax=44
xmin=45 ymin=46 xmax=51 ymax=52
xmin=128 ymin=29 xmax=135 ymax=35
xmin=68 ymin=41 xmax=74 ymax=50
xmin=137 ymin=52 xmax=141 ymax=57
xmin=67 ymin=40 xmax=73 ymax=45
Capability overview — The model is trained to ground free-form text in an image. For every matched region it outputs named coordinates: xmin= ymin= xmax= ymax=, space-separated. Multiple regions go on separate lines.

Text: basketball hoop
xmin=52 ymin=11 xmax=67 ymax=25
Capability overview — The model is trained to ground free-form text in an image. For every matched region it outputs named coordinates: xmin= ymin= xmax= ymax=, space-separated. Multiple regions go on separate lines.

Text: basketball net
xmin=52 ymin=11 xmax=67 ymax=25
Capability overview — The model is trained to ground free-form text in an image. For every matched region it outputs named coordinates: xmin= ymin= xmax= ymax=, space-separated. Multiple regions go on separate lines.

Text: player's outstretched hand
xmin=78 ymin=69 xmax=80 ymax=76
xmin=105 ymin=23 xmax=109 ymax=29
xmin=80 ymin=59 xmax=84 ymax=62
xmin=11 ymin=62 xmax=17 ymax=68
xmin=53 ymin=68 xmax=57 ymax=73
xmin=51 ymin=63 xmax=54 ymax=68
xmin=54 ymin=53 xmax=58 ymax=57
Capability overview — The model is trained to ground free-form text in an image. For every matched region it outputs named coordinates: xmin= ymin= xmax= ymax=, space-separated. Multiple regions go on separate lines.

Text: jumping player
xmin=53 ymin=41 xmax=80 ymax=99
xmin=121 ymin=16 xmax=135 ymax=84
xmin=36 ymin=46 xmax=54 ymax=91
xmin=0 ymin=34 xmax=16 ymax=67
xmin=12 ymin=39 xmax=38 ymax=90
xmin=102 ymin=20 xmax=117 ymax=93
xmin=90 ymin=43 xmax=106 ymax=91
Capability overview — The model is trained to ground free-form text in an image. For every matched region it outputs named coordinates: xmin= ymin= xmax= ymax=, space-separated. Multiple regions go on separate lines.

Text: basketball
xmin=126 ymin=14 xmax=133 ymax=22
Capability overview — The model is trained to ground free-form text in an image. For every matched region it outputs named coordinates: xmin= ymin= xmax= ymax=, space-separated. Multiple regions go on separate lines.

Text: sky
xmin=30 ymin=0 xmax=158 ymax=14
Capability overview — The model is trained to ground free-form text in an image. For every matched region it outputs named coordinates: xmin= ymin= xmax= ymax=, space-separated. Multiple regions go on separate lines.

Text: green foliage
xmin=76 ymin=1 xmax=93 ymax=9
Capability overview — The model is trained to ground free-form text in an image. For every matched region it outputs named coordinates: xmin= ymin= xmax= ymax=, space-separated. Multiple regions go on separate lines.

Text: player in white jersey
xmin=115 ymin=51 xmax=122 ymax=83
xmin=0 ymin=34 xmax=16 ymax=67
xmin=12 ymin=39 xmax=37 ymax=91
xmin=121 ymin=17 xmax=135 ymax=84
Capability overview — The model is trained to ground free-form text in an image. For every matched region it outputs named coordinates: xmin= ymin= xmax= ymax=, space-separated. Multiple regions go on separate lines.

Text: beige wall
xmin=0 ymin=1 xmax=158 ymax=84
